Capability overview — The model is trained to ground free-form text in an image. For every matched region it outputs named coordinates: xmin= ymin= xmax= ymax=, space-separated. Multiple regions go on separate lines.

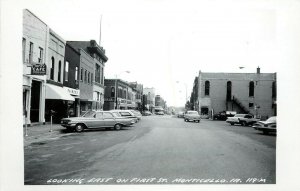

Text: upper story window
xmin=65 ymin=61 xmax=69 ymax=81
xmin=50 ymin=57 xmax=55 ymax=80
xmin=22 ymin=38 xmax=26 ymax=63
xmin=29 ymin=42 xmax=34 ymax=63
xmin=101 ymin=66 xmax=104 ymax=84
xmin=95 ymin=64 xmax=100 ymax=83
xmin=111 ymin=87 xmax=115 ymax=97
xmin=75 ymin=67 xmax=78 ymax=82
xmin=38 ymin=47 xmax=43 ymax=63
xmin=85 ymin=70 xmax=87 ymax=83
xmin=249 ymin=81 xmax=254 ymax=97
xmin=272 ymin=81 xmax=276 ymax=98
xmin=88 ymin=72 xmax=90 ymax=84
xmin=204 ymin=81 xmax=210 ymax=96
xmin=58 ymin=61 xmax=62 ymax=82
xmin=80 ymin=68 xmax=83 ymax=81
xmin=91 ymin=73 xmax=93 ymax=84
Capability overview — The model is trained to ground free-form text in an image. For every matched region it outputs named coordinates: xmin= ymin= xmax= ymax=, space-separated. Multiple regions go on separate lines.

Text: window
xmin=249 ymin=102 xmax=254 ymax=108
xmin=29 ymin=42 xmax=33 ymax=63
xmin=95 ymin=112 xmax=103 ymax=119
xmin=103 ymin=112 xmax=114 ymax=119
xmin=85 ymin=70 xmax=87 ymax=83
xmin=226 ymin=81 xmax=232 ymax=101
xmin=111 ymin=87 xmax=115 ymax=97
xmin=50 ymin=57 xmax=55 ymax=80
xmin=75 ymin=67 xmax=78 ymax=81
xmin=249 ymin=81 xmax=254 ymax=97
xmin=120 ymin=112 xmax=132 ymax=117
xmin=22 ymin=38 xmax=26 ymax=62
xmin=80 ymin=68 xmax=83 ymax=81
xmin=204 ymin=81 xmax=210 ymax=96
xmin=65 ymin=61 xmax=69 ymax=81
xmin=91 ymin=73 xmax=93 ymax=83
xmin=58 ymin=61 xmax=62 ymax=82
xmin=38 ymin=47 xmax=43 ymax=63
xmin=272 ymin=81 xmax=276 ymax=98
xmin=88 ymin=72 xmax=90 ymax=84
xmin=95 ymin=64 xmax=100 ymax=83
xmin=101 ymin=66 xmax=104 ymax=84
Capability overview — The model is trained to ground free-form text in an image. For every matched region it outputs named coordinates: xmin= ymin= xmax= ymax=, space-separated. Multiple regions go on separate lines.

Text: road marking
xmin=62 ymin=146 xmax=73 ymax=151
xmin=41 ymin=154 xmax=54 ymax=158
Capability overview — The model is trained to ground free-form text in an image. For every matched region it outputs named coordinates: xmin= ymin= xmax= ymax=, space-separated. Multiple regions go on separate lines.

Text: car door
xmin=103 ymin=112 xmax=116 ymax=127
xmin=92 ymin=112 xmax=105 ymax=128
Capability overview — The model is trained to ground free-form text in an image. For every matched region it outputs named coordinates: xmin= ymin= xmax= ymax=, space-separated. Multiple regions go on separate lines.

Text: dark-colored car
xmin=253 ymin=116 xmax=277 ymax=134
xmin=61 ymin=111 xmax=135 ymax=132
xmin=213 ymin=111 xmax=236 ymax=120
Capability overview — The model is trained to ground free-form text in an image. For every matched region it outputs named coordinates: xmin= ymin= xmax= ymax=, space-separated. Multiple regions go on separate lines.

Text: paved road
xmin=24 ymin=115 xmax=276 ymax=185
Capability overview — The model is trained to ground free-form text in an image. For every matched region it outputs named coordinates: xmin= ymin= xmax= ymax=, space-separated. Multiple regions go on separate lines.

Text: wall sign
xmin=31 ymin=64 xmax=47 ymax=75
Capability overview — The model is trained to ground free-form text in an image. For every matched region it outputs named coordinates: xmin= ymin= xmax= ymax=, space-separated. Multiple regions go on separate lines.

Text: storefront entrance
xmin=30 ymin=80 xmax=40 ymax=122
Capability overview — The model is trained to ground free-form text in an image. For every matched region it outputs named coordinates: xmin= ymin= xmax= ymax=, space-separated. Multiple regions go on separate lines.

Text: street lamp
xmin=115 ymin=71 xmax=130 ymax=109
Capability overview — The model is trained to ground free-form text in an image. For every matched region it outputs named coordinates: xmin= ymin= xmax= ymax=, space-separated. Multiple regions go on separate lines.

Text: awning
xmin=46 ymin=84 xmax=75 ymax=101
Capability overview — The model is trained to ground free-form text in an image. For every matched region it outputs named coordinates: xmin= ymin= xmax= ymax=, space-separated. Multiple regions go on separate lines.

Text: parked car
xmin=155 ymin=111 xmax=164 ymax=115
xmin=253 ymin=116 xmax=277 ymax=134
xmin=184 ymin=110 xmax=201 ymax=123
xmin=61 ymin=110 xmax=135 ymax=132
xmin=142 ymin=111 xmax=152 ymax=116
xmin=110 ymin=110 xmax=138 ymax=123
xmin=226 ymin=114 xmax=259 ymax=126
xmin=213 ymin=111 xmax=237 ymax=120
xmin=177 ymin=111 xmax=185 ymax=118
xmin=130 ymin=110 xmax=142 ymax=121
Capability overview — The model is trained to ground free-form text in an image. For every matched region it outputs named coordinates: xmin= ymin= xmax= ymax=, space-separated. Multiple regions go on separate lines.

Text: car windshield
xmin=234 ymin=114 xmax=246 ymax=117
xmin=266 ymin=116 xmax=276 ymax=123
xmin=82 ymin=111 xmax=96 ymax=118
xmin=188 ymin=111 xmax=198 ymax=114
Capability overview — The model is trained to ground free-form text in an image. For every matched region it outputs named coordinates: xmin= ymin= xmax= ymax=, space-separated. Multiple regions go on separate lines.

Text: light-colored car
xmin=226 ymin=114 xmax=259 ymax=126
xmin=155 ymin=111 xmax=164 ymax=115
xmin=177 ymin=111 xmax=185 ymax=118
xmin=61 ymin=110 xmax=135 ymax=132
xmin=184 ymin=110 xmax=201 ymax=123
xmin=253 ymin=116 xmax=277 ymax=134
xmin=130 ymin=110 xmax=142 ymax=121
xmin=142 ymin=111 xmax=152 ymax=116
xmin=110 ymin=110 xmax=138 ymax=123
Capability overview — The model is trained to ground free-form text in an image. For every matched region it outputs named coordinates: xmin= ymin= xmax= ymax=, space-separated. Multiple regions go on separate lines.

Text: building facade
xmin=129 ymin=82 xmax=143 ymax=111
xmin=143 ymin=87 xmax=155 ymax=112
xmin=67 ymin=40 xmax=108 ymax=111
xmin=197 ymin=68 xmax=277 ymax=119
xmin=23 ymin=9 xmax=47 ymax=125
xmin=64 ymin=43 xmax=81 ymax=117
xmin=104 ymin=79 xmax=136 ymax=110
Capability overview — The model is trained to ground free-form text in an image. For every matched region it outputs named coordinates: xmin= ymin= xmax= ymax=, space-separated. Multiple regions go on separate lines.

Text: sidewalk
xmin=23 ymin=123 xmax=65 ymax=147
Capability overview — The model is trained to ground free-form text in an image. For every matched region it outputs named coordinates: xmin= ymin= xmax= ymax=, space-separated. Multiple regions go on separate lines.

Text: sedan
xmin=61 ymin=110 xmax=135 ymax=132
xmin=130 ymin=110 xmax=142 ymax=121
xmin=184 ymin=110 xmax=201 ymax=123
xmin=253 ymin=116 xmax=277 ymax=134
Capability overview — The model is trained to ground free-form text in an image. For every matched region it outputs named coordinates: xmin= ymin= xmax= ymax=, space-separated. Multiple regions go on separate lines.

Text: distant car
xmin=155 ymin=111 xmax=164 ymax=115
xmin=213 ymin=111 xmax=237 ymax=120
xmin=110 ymin=110 xmax=138 ymax=123
xmin=177 ymin=111 xmax=185 ymax=118
xmin=184 ymin=110 xmax=201 ymax=123
xmin=61 ymin=110 xmax=135 ymax=132
xmin=142 ymin=111 xmax=152 ymax=116
xmin=226 ymin=114 xmax=259 ymax=126
xmin=253 ymin=116 xmax=277 ymax=134
xmin=130 ymin=110 xmax=142 ymax=121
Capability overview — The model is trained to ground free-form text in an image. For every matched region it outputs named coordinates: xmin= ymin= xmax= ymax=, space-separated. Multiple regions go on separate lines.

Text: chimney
xmin=257 ymin=66 xmax=260 ymax=74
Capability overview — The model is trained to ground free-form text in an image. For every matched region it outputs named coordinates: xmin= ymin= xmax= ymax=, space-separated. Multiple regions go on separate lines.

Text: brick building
xmin=197 ymin=68 xmax=277 ymax=119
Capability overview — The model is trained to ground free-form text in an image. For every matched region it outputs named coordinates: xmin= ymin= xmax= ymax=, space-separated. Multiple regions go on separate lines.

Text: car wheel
xmin=75 ymin=124 xmax=84 ymax=132
xmin=114 ymin=124 xmax=121 ymax=131
xmin=241 ymin=121 xmax=247 ymax=126
xmin=198 ymin=120 xmax=200 ymax=123
xmin=230 ymin=123 xmax=234 ymax=126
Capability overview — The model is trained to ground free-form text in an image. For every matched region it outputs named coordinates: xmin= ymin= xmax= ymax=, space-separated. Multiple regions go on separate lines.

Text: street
xmin=24 ymin=115 xmax=276 ymax=185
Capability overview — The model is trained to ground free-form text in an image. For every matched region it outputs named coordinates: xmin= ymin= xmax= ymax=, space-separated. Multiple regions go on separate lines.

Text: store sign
xmin=64 ymin=87 xmax=80 ymax=96
xmin=31 ymin=64 xmax=46 ymax=75
xmin=104 ymin=98 xmax=114 ymax=102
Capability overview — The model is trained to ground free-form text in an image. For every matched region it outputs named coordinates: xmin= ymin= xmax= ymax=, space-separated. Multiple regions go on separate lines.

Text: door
xmin=103 ymin=112 xmax=116 ymax=127
xmin=90 ymin=112 xmax=104 ymax=128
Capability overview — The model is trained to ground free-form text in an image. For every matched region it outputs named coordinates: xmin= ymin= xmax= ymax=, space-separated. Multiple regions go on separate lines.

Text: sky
xmin=10 ymin=0 xmax=279 ymax=106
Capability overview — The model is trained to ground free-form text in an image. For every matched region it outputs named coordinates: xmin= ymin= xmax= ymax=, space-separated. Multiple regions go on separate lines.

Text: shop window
xmin=249 ymin=81 xmax=254 ymax=97
xmin=204 ymin=81 xmax=210 ymax=96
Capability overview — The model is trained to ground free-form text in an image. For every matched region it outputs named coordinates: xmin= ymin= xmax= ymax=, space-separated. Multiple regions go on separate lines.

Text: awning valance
xmin=46 ymin=84 xmax=75 ymax=101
